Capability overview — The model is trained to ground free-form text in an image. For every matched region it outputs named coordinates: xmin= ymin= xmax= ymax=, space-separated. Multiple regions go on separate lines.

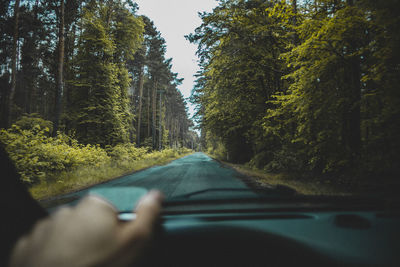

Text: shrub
xmin=1 ymin=116 xmax=193 ymax=192
xmin=207 ymin=141 xmax=227 ymax=161
xmin=248 ymin=151 xmax=272 ymax=169
xmin=264 ymin=148 xmax=303 ymax=173
xmin=106 ymin=143 xmax=148 ymax=170
xmin=14 ymin=113 xmax=54 ymax=133
xmin=0 ymin=123 xmax=110 ymax=185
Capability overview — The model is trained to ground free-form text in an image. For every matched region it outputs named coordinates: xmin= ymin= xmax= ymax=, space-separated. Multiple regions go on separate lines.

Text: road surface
xmin=46 ymin=152 xmax=254 ymax=210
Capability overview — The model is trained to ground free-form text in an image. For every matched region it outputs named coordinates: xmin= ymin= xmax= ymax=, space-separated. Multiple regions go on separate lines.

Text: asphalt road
xmin=47 ymin=152 xmax=254 ymax=211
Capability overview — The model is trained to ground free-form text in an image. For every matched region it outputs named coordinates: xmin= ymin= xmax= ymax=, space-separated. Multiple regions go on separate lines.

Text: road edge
xmin=38 ymin=152 xmax=195 ymax=204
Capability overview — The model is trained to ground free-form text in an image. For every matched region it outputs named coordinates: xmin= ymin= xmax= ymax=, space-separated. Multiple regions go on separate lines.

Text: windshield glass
xmin=1 ymin=0 xmax=399 ymax=212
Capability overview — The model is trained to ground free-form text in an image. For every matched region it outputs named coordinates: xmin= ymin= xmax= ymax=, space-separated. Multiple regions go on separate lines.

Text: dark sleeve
xmin=0 ymin=145 xmax=48 ymax=266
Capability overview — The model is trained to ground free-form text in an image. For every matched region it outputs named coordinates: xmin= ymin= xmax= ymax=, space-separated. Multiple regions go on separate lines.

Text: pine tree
xmin=7 ymin=0 xmax=21 ymax=127
xmin=53 ymin=0 xmax=65 ymax=135
xmin=67 ymin=0 xmax=143 ymax=146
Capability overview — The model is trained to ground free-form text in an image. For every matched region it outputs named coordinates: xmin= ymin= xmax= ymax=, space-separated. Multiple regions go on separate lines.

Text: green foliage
xmin=264 ymin=148 xmax=304 ymax=174
xmin=29 ymin=147 xmax=193 ymax=200
xmin=358 ymin=0 xmax=400 ymax=175
xmin=191 ymin=0 xmax=400 ymax=178
xmin=66 ymin=0 xmax=144 ymax=147
xmin=264 ymin=1 xmax=397 ymax=174
xmin=0 ymin=115 xmax=193 ymax=194
xmin=1 ymin=0 xmax=196 ymax=154
xmin=189 ymin=0 xmax=287 ymax=163
xmin=14 ymin=113 xmax=53 ymax=133
xmin=0 ymin=123 xmax=110 ymax=184
xmin=143 ymin=147 xmax=192 ymax=162
xmin=206 ymin=133 xmax=228 ymax=161
xmin=106 ymin=143 xmax=147 ymax=170
xmin=0 ymin=0 xmax=197 ymax=201
xmin=128 ymin=16 xmax=193 ymax=150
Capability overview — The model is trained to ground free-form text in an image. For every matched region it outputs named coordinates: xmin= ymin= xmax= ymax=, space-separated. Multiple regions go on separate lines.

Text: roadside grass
xmin=220 ymin=157 xmax=400 ymax=198
xmin=220 ymin=161 xmax=352 ymax=196
xmin=30 ymin=149 xmax=193 ymax=200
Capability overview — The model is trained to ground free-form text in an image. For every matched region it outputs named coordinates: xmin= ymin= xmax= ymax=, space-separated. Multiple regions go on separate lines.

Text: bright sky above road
xmin=134 ymin=0 xmax=218 ymax=118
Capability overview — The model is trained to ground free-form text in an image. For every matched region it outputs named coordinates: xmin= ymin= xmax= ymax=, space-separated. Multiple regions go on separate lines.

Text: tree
xmin=358 ymin=0 xmax=400 ymax=175
xmin=53 ymin=0 xmax=65 ymax=135
xmin=67 ymin=0 xmax=144 ymax=146
xmin=7 ymin=0 xmax=21 ymax=127
xmin=147 ymin=28 xmax=166 ymax=149
xmin=188 ymin=0 xmax=287 ymax=162
xmin=265 ymin=0 xmax=370 ymax=172
xmin=129 ymin=17 xmax=193 ymax=150
xmin=0 ymin=0 xmax=195 ymax=151
xmin=191 ymin=0 xmax=400 ymax=177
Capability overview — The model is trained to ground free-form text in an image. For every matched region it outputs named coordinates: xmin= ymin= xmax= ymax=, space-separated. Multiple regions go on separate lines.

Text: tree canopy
xmin=189 ymin=0 xmax=400 ymax=177
xmin=0 ymin=0 xmax=195 ymax=150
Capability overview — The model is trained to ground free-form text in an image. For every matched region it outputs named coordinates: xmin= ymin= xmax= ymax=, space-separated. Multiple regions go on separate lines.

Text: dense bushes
xmin=143 ymin=148 xmax=191 ymax=161
xmin=0 ymin=123 xmax=110 ymax=184
xmin=105 ymin=144 xmax=191 ymax=171
xmin=106 ymin=144 xmax=148 ymax=168
xmin=0 ymin=116 xmax=192 ymax=187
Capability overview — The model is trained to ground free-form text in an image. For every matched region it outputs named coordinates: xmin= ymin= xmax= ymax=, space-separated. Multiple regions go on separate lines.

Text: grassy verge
xmin=30 ymin=149 xmax=193 ymax=200
xmin=219 ymin=161 xmax=352 ymax=196
xmin=222 ymin=159 xmax=400 ymax=198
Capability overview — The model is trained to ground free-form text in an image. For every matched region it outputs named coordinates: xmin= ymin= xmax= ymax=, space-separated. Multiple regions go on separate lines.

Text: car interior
xmin=117 ymin=195 xmax=400 ymax=267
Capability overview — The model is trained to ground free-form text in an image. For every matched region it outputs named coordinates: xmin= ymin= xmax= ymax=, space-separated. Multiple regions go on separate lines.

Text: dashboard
xmin=119 ymin=200 xmax=400 ymax=267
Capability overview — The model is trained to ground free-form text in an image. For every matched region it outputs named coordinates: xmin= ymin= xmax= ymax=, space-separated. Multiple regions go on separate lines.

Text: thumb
xmin=122 ymin=190 xmax=164 ymax=242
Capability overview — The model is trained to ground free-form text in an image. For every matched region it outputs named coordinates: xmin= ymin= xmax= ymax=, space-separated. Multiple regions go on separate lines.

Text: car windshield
xmin=1 ymin=0 xmax=399 ymax=212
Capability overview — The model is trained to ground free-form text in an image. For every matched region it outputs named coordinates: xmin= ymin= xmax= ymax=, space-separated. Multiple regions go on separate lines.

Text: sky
xmin=134 ymin=0 xmax=218 ymax=118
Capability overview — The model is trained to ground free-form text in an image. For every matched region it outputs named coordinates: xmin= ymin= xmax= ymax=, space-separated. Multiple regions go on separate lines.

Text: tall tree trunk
xmin=147 ymin=85 xmax=150 ymax=137
xmin=7 ymin=0 xmax=21 ymax=127
xmin=27 ymin=0 xmax=41 ymax=114
xmin=173 ymin=116 xmax=177 ymax=147
xmin=152 ymin=79 xmax=157 ymax=149
xmin=136 ymin=65 xmax=144 ymax=145
xmin=53 ymin=0 xmax=65 ymax=135
xmin=348 ymin=57 xmax=361 ymax=162
xmin=347 ymin=0 xmax=361 ymax=165
xmin=159 ymin=91 xmax=162 ymax=150
xmin=64 ymin=23 xmax=77 ymax=129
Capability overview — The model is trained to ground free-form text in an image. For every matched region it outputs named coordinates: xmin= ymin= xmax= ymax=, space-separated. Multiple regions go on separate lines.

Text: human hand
xmin=9 ymin=190 xmax=164 ymax=267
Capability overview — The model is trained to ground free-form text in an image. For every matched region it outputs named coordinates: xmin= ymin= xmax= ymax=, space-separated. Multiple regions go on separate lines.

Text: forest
xmin=1 ymin=0 xmax=399 ymax=196
xmin=189 ymin=0 xmax=400 ymax=180
xmin=0 ymin=0 xmax=196 ymax=193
